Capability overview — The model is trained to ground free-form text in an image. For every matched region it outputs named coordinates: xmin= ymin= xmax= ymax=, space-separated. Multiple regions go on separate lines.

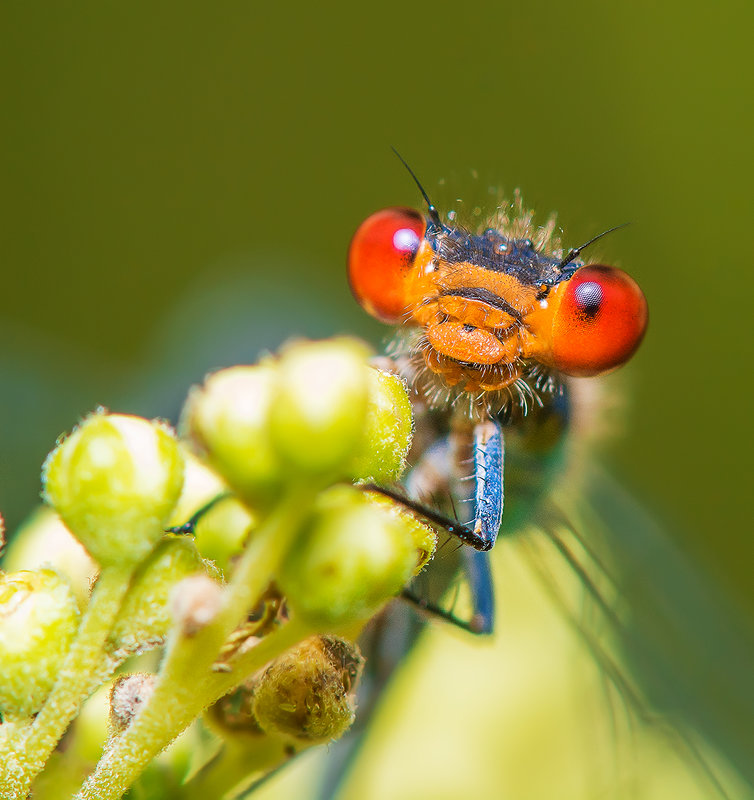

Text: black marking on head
xmin=440 ymin=286 xmax=522 ymax=320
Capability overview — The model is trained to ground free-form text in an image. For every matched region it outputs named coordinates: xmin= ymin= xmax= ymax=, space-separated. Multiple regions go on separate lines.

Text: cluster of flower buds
xmin=1 ymin=413 xmax=190 ymax=723
xmin=183 ymin=338 xmax=414 ymax=503
xmin=0 ymin=338 xmax=435 ymax=799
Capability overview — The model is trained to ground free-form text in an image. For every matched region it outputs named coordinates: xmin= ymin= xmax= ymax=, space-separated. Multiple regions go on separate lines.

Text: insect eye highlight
xmin=572 ymin=280 xmax=603 ymax=317
xmin=347 ymin=207 xmax=425 ymax=323
xmin=551 ymin=265 xmax=648 ymax=377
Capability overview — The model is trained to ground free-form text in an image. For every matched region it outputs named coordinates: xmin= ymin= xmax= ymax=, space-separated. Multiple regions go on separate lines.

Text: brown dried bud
xmin=251 ymin=635 xmax=364 ymax=744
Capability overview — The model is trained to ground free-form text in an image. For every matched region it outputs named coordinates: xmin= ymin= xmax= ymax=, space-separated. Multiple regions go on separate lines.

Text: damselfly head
xmin=348 ymin=175 xmax=647 ymax=410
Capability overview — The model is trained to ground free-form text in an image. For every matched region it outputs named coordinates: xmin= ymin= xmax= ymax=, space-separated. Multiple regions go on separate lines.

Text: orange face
xmin=348 ymin=206 xmax=648 ymax=395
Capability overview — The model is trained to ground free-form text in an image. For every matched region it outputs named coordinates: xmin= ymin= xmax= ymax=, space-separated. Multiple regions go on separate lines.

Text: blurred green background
xmin=2 ymin=0 xmax=750 ymax=605
xmin=1 ymin=1 xmax=752 ymax=795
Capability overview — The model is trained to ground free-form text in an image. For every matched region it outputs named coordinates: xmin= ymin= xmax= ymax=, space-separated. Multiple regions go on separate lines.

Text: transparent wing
xmin=541 ymin=464 xmax=754 ymax=797
xmin=248 ymin=463 xmax=753 ymax=800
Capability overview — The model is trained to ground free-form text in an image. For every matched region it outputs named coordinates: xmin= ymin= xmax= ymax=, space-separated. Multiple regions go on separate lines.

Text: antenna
xmin=391 ymin=147 xmax=442 ymax=227
xmin=556 ymin=222 xmax=630 ymax=270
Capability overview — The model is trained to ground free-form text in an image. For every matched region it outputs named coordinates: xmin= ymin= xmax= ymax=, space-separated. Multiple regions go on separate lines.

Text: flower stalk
xmin=76 ymin=484 xmax=317 ymax=800
xmin=0 ymin=338 xmax=424 ymax=798
xmin=0 ymin=563 xmax=134 ymax=799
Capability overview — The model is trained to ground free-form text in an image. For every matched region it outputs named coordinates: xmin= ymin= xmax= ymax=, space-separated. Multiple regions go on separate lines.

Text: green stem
xmin=0 ymin=718 xmax=30 ymax=771
xmin=0 ymin=563 xmax=134 ymax=800
xmin=183 ymin=736 xmax=295 ymax=800
xmin=78 ymin=618 xmax=310 ymax=800
xmin=77 ymin=487 xmax=317 ymax=800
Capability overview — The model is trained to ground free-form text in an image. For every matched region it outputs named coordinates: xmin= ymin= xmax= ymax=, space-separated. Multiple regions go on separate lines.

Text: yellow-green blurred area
xmin=257 ymin=529 xmax=751 ymax=800
xmin=1 ymin=1 xmax=752 ymax=798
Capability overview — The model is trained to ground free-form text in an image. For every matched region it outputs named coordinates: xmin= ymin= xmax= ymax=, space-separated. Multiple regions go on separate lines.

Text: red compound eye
xmin=348 ymin=207 xmax=425 ymax=323
xmin=551 ymin=265 xmax=648 ymax=376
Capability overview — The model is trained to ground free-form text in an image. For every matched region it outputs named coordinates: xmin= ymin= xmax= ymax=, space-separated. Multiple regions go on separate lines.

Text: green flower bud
xmin=269 ymin=338 xmax=371 ymax=478
xmin=3 ymin=507 xmax=97 ymax=608
xmin=108 ymin=537 xmax=204 ymax=659
xmin=251 ymin=635 xmax=363 ymax=744
xmin=182 ymin=365 xmax=284 ymax=509
xmin=42 ymin=412 xmax=185 ymax=567
xmin=0 ymin=570 xmax=80 ymax=717
xmin=192 ymin=498 xmax=254 ymax=573
xmin=279 ymin=486 xmax=416 ymax=628
xmin=167 ymin=449 xmax=254 ymax=571
xmin=167 ymin=447 xmax=227 ymax=529
xmin=363 ymin=491 xmax=437 ymax=575
xmin=348 ymin=367 xmax=413 ymax=483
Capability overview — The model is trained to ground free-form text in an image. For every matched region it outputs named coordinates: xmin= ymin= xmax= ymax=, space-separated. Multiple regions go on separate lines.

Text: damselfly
xmin=295 ymin=157 xmax=753 ymax=800
xmin=347 ymin=151 xmax=647 ymax=634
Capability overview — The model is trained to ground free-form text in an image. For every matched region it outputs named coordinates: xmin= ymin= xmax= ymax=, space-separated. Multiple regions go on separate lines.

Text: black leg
xmin=399 ymin=542 xmax=495 ymax=635
xmin=166 ymin=491 xmax=232 ymax=535
xmin=361 ymin=484 xmax=494 ymax=552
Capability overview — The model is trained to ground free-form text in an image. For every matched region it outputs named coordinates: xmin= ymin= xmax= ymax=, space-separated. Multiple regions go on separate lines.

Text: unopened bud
xmin=363 ymin=490 xmax=437 ymax=575
xmin=192 ymin=498 xmax=254 ymax=573
xmin=167 ymin=450 xmax=254 ymax=571
xmin=108 ymin=537 xmax=205 ymax=657
xmin=3 ymin=508 xmax=97 ymax=607
xmin=182 ymin=365 xmax=284 ymax=509
xmin=348 ymin=367 xmax=413 ymax=484
xmin=167 ymin=447 xmax=227 ymax=527
xmin=268 ymin=339 xmax=371 ymax=478
xmin=279 ymin=486 xmax=417 ymax=628
xmin=42 ymin=412 xmax=184 ymax=567
xmin=0 ymin=570 xmax=80 ymax=717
